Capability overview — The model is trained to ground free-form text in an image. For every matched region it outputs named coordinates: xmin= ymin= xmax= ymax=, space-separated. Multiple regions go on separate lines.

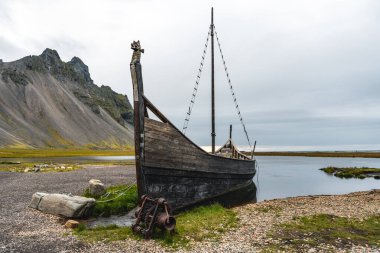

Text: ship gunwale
xmin=143 ymin=94 xmax=255 ymax=163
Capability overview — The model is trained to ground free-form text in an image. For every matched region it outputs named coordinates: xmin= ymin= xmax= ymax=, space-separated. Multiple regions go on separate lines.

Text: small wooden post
xmin=251 ymin=140 xmax=257 ymax=159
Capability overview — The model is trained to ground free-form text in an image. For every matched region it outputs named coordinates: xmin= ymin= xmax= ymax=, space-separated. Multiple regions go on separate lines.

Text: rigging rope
xmin=96 ymin=181 xmax=136 ymax=203
xmin=214 ymin=26 xmax=252 ymax=149
xmin=182 ymin=27 xmax=211 ymax=134
xmin=182 ymin=25 xmax=253 ymax=150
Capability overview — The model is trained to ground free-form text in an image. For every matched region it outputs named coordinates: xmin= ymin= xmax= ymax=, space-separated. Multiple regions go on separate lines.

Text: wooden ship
xmin=130 ymin=8 xmax=256 ymax=211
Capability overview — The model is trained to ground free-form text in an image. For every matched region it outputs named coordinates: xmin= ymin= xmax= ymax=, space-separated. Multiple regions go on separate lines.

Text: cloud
xmin=1 ymin=0 xmax=379 ymax=148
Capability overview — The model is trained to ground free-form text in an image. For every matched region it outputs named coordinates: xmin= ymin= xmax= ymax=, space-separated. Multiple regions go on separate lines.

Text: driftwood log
xmin=29 ymin=192 xmax=95 ymax=218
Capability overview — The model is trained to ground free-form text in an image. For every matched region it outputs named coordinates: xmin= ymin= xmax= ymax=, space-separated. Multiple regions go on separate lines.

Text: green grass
xmin=74 ymin=203 xmax=238 ymax=249
xmin=256 ymin=205 xmax=283 ymax=213
xmin=0 ymin=160 xmax=135 ymax=173
xmin=320 ymin=166 xmax=380 ymax=179
xmin=79 ymin=160 xmax=136 ymax=166
xmin=0 ymin=162 xmax=81 ymax=173
xmin=84 ymin=184 xmax=139 ymax=217
xmin=265 ymin=214 xmax=380 ymax=252
xmin=74 ymin=224 xmax=138 ymax=242
xmin=158 ymin=203 xmax=238 ymax=248
xmin=0 ymin=148 xmax=134 ymax=158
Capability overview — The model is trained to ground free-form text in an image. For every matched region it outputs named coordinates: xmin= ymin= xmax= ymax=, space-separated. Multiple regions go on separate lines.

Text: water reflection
xmin=182 ymin=181 xmax=257 ymax=211
xmin=217 ymin=181 xmax=257 ymax=207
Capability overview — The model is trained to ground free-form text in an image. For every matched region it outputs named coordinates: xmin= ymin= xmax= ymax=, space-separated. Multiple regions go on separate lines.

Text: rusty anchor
xmin=132 ymin=195 xmax=176 ymax=238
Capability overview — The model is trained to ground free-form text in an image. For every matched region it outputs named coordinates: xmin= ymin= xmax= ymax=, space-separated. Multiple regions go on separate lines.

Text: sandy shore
xmin=0 ymin=165 xmax=378 ymax=253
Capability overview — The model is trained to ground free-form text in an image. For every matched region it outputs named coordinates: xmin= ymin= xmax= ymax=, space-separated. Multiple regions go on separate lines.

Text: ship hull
xmin=141 ymin=118 xmax=256 ymax=210
xmin=143 ymin=166 xmax=256 ymax=210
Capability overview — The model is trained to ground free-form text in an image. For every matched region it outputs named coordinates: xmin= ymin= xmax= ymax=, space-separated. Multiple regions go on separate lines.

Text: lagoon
xmin=2 ymin=155 xmax=379 ymax=202
xmin=255 ymin=156 xmax=380 ymax=201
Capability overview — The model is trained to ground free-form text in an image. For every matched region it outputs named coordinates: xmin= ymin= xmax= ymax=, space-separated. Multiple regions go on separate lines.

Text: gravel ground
xmin=0 ymin=166 xmax=379 ymax=253
xmin=195 ymin=190 xmax=380 ymax=253
xmin=0 ymin=165 xmax=135 ymax=253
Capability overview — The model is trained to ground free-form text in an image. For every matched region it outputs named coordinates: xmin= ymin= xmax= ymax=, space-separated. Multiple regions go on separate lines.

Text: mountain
xmin=0 ymin=49 xmax=134 ymax=149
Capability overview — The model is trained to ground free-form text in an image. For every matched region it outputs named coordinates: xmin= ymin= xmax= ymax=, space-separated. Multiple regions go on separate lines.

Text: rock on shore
xmin=1 ymin=165 xmax=378 ymax=253
xmin=29 ymin=192 xmax=95 ymax=218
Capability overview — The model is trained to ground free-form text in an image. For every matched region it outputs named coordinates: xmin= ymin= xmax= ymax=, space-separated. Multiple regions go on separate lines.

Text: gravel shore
xmin=0 ymin=165 xmax=135 ymax=253
xmin=0 ymin=165 xmax=379 ymax=253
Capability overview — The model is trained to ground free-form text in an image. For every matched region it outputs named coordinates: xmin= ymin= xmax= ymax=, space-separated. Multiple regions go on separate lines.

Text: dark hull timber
xmin=130 ymin=41 xmax=256 ymax=211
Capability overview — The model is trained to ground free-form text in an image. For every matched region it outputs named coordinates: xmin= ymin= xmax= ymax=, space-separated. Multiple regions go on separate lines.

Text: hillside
xmin=0 ymin=49 xmax=133 ymax=149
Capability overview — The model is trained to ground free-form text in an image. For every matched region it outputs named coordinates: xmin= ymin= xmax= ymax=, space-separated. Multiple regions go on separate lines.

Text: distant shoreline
xmin=1 ymin=149 xmax=380 ymax=159
xmin=0 ymin=148 xmax=134 ymax=158
xmin=250 ymin=151 xmax=380 ymax=158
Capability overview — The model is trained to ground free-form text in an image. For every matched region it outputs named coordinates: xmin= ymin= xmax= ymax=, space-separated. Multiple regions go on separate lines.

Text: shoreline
xmin=74 ymin=189 xmax=380 ymax=252
xmin=251 ymin=151 xmax=380 ymax=158
xmin=1 ymin=149 xmax=380 ymax=159
xmin=1 ymin=164 xmax=378 ymax=252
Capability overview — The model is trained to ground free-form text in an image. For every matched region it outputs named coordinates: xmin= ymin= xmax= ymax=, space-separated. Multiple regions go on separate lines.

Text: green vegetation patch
xmin=74 ymin=224 xmax=138 ymax=243
xmin=160 ymin=203 xmax=238 ymax=248
xmin=1 ymin=68 xmax=31 ymax=86
xmin=321 ymin=166 xmax=380 ymax=179
xmin=74 ymin=203 xmax=238 ymax=249
xmin=265 ymin=214 xmax=380 ymax=252
xmin=73 ymin=85 xmax=133 ymax=125
xmin=0 ymin=148 xmax=134 ymax=158
xmin=256 ymin=205 xmax=283 ymax=213
xmin=0 ymin=162 xmax=81 ymax=173
xmin=84 ymin=184 xmax=139 ymax=217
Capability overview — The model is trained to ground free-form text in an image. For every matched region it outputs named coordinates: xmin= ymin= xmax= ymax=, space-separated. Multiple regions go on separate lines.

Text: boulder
xmin=89 ymin=179 xmax=106 ymax=197
xmin=29 ymin=192 xmax=95 ymax=218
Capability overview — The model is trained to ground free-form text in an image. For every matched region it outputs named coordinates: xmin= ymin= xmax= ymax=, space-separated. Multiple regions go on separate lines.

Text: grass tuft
xmin=158 ymin=203 xmax=238 ymax=248
xmin=265 ymin=214 xmax=380 ymax=251
xmin=84 ymin=184 xmax=138 ymax=217
xmin=0 ymin=162 xmax=81 ymax=173
xmin=74 ymin=224 xmax=138 ymax=242
xmin=74 ymin=203 xmax=238 ymax=249
xmin=0 ymin=148 xmax=134 ymax=158
xmin=256 ymin=205 xmax=283 ymax=213
xmin=320 ymin=167 xmax=380 ymax=179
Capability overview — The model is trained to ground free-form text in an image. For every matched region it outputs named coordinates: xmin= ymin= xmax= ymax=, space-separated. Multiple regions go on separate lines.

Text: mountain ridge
xmin=0 ymin=49 xmax=133 ymax=148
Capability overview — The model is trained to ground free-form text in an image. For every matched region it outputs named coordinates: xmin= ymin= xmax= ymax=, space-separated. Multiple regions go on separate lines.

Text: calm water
xmin=255 ymin=156 xmax=380 ymax=202
xmin=2 ymin=155 xmax=379 ymax=202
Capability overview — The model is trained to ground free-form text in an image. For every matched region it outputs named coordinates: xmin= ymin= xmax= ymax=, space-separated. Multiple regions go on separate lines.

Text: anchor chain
xmin=182 ymin=27 xmax=211 ymax=134
xmin=214 ymin=26 xmax=252 ymax=149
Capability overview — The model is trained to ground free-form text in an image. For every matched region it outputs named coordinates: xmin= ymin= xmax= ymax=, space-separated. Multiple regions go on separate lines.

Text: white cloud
xmin=1 ymin=0 xmax=379 ymax=148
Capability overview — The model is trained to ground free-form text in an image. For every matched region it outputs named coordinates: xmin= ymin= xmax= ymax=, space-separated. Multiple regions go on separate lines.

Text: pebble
xmin=1 ymin=165 xmax=379 ymax=253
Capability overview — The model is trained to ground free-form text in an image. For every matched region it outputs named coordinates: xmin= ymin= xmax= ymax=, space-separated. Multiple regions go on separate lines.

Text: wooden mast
xmin=211 ymin=7 xmax=216 ymax=154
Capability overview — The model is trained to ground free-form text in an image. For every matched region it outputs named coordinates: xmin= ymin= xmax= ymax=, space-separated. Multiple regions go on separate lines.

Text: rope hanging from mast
xmin=182 ymin=24 xmax=253 ymax=150
xmin=182 ymin=27 xmax=211 ymax=134
xmin=214 ymin=26 xmax=253 ymax=149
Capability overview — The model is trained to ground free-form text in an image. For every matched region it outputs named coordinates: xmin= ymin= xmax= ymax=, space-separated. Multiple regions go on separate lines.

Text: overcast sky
xmin=1 ymin=0 xmax=380 ymax=150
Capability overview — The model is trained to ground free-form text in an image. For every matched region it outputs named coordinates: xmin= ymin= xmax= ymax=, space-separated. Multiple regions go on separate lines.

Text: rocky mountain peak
xmin=0 ymin=50 xmax=134 ymax=148
xmin=40 ymin=48 xmax=62 ymax=67
xmin=68 ymin=56 xmax=92 ymax=83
